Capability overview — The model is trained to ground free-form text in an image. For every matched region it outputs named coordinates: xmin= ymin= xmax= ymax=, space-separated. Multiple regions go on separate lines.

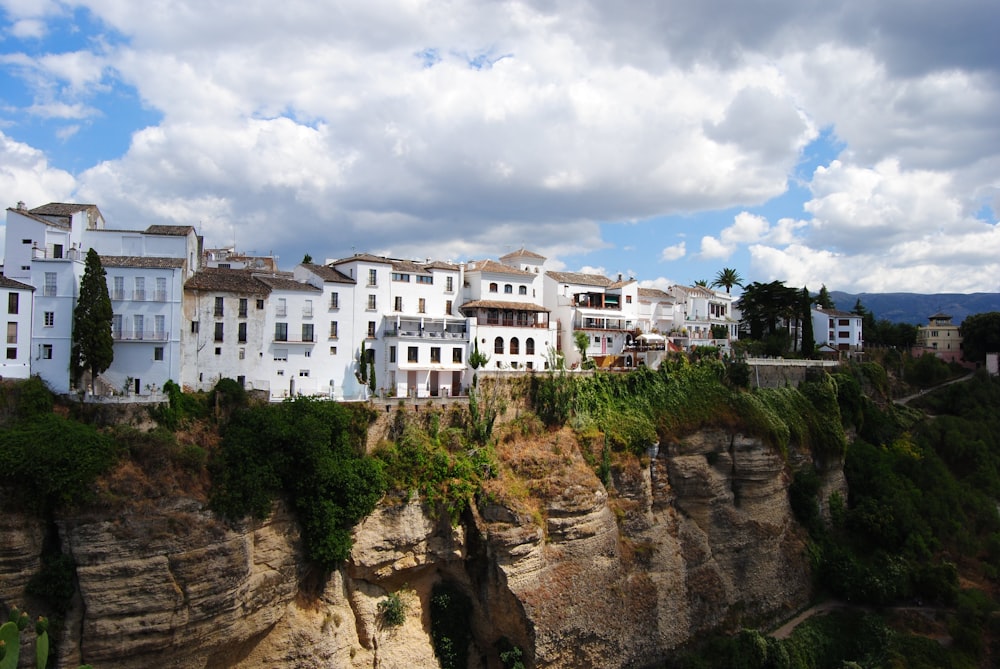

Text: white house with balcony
xmin=181 ymin=268 xmax=271 ymax=393
xmin=102 ymin=256 xmax=185 ymax=395
xmin=1 ymin=276 xmax=35 ymax=379
xmin=543 ymin=271 xmax=639 ymax=368
xmin=255 ymin=274 xmax=323 ymax=399
xmin=669 ymin=285 xmax=737 ymax=351
xmin=461 ymin=257 xmax=553 ymax=373
xmin=293 ymin=263 xmax=364 ymax=400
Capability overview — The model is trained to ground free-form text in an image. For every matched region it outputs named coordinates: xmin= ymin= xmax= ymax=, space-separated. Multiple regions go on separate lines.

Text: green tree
xmin=960 ymin=312 xmax=1000 ymax=363
xmin=574 ymin=330 xmax=590 ymax=365
xmin=737 ymin=280 xmax=800 ymax=342
xmin=815 ymin=284 xmax=835 ymax=309
xmin=302 ymin=253 xmax=313 ymax=264
xmin=800 ymin=287 xmax=815 ymax=358
xmin=711 ymin=267 xmax=744 ymax=294
xmin=71 ymin=249 xmax=114 ymax=393
xmin=693 ymin=279 xmax=709 ymax=287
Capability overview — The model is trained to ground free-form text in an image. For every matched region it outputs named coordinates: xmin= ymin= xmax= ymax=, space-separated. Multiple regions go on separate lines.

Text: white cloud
xmin=660 ymin=242 xmax=686 ymax=261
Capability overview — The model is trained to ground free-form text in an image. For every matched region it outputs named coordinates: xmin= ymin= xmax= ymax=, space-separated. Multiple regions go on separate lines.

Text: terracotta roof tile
xmin=254 ymin=275 xmax=322 ymax=293
xmin=545 ymin=270 xmax=613 ymax=287
xmin=101 ymin=256 xmax=185 ymax=269
xmin=465 ymin=259 xmax=536 ymax=277
xmin=301 ymin=264 xmax=356 ymax=284
xmin=185 ymin=268 xmax=270 ymax=295
xmin=0 ymin=276 xmax=34 ymax=291
xmin=499 ymin=248 xmax=546 ymax=261
xmin=459 ymin=299 xmax=548 ymax=313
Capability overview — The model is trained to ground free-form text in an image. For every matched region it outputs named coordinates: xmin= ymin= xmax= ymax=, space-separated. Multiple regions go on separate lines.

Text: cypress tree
xmin=800 ymin=286 xmax=815 ymax=358
xmin=72 ymin=249 xmax=114 ymax=393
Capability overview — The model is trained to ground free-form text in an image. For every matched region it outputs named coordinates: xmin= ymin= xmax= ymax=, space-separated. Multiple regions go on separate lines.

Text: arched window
xmin=504 ymin=284 xmax=513 ymax=294
xmin=519 ymin=285 xmax=527 ymax=295
xmin=510 ymin=337 xmax=520 ymax=354
xmin=526 ymin=338 xmax=535 ymax=355
xmin=494 ymin=336 xmax=504 ymax=354
xmin=489 ymin=282 xmax=498 ymax=293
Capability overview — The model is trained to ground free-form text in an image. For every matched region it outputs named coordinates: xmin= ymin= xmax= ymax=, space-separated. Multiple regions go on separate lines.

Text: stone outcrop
xmin=0 ymin=427 xmax=824 ymax=668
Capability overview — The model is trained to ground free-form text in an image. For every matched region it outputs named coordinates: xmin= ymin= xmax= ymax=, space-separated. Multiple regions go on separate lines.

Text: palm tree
xmin=693 ymin=279 xmax=709 ymax=287
xmin=711 ymin=267 xmax=744 ymax=294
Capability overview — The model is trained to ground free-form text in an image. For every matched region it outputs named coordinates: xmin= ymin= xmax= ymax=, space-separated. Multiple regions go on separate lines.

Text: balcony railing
xmin=111 ymin=330 xmax=170 ymax=342
xmin=110 ymin=290 xmax=169 ymax=302
xmin=384 ymin=328 xmax=468 ymax=339
xmin=276 ymin=307 xmax=287 ymax=317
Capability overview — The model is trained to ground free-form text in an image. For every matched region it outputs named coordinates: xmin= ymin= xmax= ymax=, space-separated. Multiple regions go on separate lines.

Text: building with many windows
xmin=1 ymin=275 xmax=35 ymax=379
xmin=811 ymin=308 xmax=864 ymax=352
xmin=915 ymin=312 xmax=963 ymax=363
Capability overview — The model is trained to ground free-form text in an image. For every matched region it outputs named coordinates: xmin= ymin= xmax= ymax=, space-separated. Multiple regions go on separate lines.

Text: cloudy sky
xmin=1 ymin=0 xmax=998 ymax=295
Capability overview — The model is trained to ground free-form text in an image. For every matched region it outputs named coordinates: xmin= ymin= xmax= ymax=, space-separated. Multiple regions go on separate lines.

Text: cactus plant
xmin=0 ymin=619 xmax=20 ymax=669
xmin=0 ymin=611 xmax=58 ymax=669
xmin=35 ymin=617 xmax=49 ymax=669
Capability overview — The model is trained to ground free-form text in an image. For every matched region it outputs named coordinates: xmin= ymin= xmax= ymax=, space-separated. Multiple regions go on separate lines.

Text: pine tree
xmin=815 ymin=285 xmax=834 ymax=309
xmin=72 ymin=249 xmax=114 ymax=392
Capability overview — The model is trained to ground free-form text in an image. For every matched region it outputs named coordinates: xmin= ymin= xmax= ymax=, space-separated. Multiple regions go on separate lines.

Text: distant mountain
xmin=828 ymin=292 xmax=1000 ymax=325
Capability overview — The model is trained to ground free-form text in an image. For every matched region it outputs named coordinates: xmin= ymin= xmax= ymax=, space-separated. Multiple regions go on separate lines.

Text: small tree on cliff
xmin=71 ymin=249 xmax=114 ymax=393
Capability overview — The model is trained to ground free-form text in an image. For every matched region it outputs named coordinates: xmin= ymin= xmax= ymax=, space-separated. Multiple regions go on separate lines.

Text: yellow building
xmin=916 ymin=312 xmax=963 ymax=362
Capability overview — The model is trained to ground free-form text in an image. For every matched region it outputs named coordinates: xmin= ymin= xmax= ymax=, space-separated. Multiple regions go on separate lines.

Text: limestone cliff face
xmin=0 ymin=428 xmax=824 ymax=669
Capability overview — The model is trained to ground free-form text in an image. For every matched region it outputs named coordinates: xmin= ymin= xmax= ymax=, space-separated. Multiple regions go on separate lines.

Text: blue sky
xmin=1 ymin=0 xmax=998 ymax=294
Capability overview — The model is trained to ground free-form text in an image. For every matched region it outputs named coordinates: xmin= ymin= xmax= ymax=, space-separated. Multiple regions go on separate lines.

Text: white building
xmin=293 ymin=263 xmax=366 ymax=400
xmin=812 ymin=308 xmax=863 ymax=352
xmin=543 ymin=270 xmax=639 ymax=367
xmin=181 ymin=268 xmax=271 ymax=393
xmin=462 ymin=255 xmax=553 ymax=373
xmin=636 ymin=287 xmax=676 ymax=335
xmin=669 ymin=285 xmax=737 ymax=351
xmin=1 ymin=276 xmax=35 ymax=379
xmin=255 ymin=274 xmax=324 ymax=399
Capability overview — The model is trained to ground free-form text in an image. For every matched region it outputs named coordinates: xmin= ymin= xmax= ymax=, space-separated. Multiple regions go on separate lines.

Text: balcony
xmin=112 ymin=330 xmax=170 ymax=342
xmin=275 ymin=306 xmax=287 ymax=317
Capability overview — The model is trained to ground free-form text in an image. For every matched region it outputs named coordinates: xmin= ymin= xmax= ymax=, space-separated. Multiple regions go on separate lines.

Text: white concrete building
xmin=669 ymin=285 xmax=737 ymax=351
xmin=637 ymin=287 xmax=676 ymax=335
xmin=293 ymin=263 xmax=366 ymax=400
xmin=543 ymin=270 xmax=639 ymax=368
xmin=1 ymin=276 xmax=35 ymax=379
xmin=182 ymin=268 xmax=271 ymax=393
xmin=462 ymin=256 xmax=553 ymax=373
xmin=255 ymin=274 xmax=323 ymax=399
xmin=812 ymin=308 xmax=864 ymax=352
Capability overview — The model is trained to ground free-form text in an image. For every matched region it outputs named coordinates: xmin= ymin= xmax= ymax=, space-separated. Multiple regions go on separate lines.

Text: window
xmin=191 ymin=320 xmax=200 ymax=333
xmin=367 ymin=321 xmax=376 ymax=338
xmin=275 ymin=323 xmax=288 ymax=341
xmin=6 ymin=322 xmax=16 ymax=344
xmin=510 ymin=337 xmax=519 ymax=354
xmin=446 ymin=276 xmax=453 ymax=292
xmin=5 ymin=348 xmax=15 ymax=360
xmin=134 ymin=315 xmax=145 ymax=340
xmin=256 ymin=299 xmax=265 ymax=309
xmin=367 ymin=295 xmax=377 ymax=310
xmin=626 ymin=295 xmax=632 ymax=304
xmin=329 ymin=346 xmax=337 ymax=355
xmin=134 ymin=277 xmax=146 ymax=301
xmin=504 ymin=284 xmax=513 ymax=294
xmin=302 ymin=323 xmax=314 ymax=342
xmin=154 ymin=315 xmax=165 ymax=339
xmin=417 ymin=275 xmax=432 ymax=284
xmin=43 ymin=311 xmax=54 ymax=327
xmin=303 ymin=300 xmax=313 ymax=318
xmin=214 ymin=322 xmax=224 ymax=342
xmin=155 ymin=277 xmax=167 ymax=301
xmin=299 ymin=370 xmax=310 ymax=377
xmin=418 ymin=298 xmax=426 ymax=313
xmin=44 ymin=273 xmax=57 ymax=297
xmin=274 ymin=349 xmax=288 ymax=361
xmin=53 ymin=244 xmax=63 ymax=259
xmin=7 ymin=293 xmax=17 ymax=314
xmin=368 ymin=269 xmax=377 ymax=286
xmin=215 ymin=347 xmax=222 ymax=355
xmin=392 ymin=272 xmax=410 ymax=282
xmin=431 ymin=347 xmax=441 ymax=363
xmin=330 ymin=293 xmax=339 ymax=309
xmin=21 ymin=239 xmax=30 ymax=244
xmin=394 ymin=296 xmax=403 ymax=312
xmin=154 ymin=347 xmax=164 ymax=361
xmin=526 ymin=338 xmax=535 ymax=355
xmin=237 ymin=375 xmax=245 ymax=387
xmin=276 ymin=298 xmax=287 ymax=317
xmin=239 ymin=348 xmax=245 ymax=360
xmin=594 ymin=335 xmax=600 ymax=344
xmin=527 ymin=361 xmax=534 ymax=370
xmin=519 ymin=285 xmax=527 ymax=295
xmin=112 ymin=276 xmax=124 ymax=300
xmin=239 ymin=298 xmax=248 ymax=317
xmin=112 ymin=315 xmax=122 ymax=339
xmin=408 ymin=346 xmax=418 ymax=362
xmin=389 ymin=346 xmax=396 ymax=363
xmin=41 ymin=344 xmax=52 ymax=359
xmin=452 ymin=347 xmax=462 ymax=363
xmin=329 ymin=321 xmax=339 ymax=338
xmin=445 ymin=300 xmax=452 ymax=315
xmin=212 ymin=296 xmax=223 ymax=317
xmin=494 ymin=337 xmax=503 ymax=354
xmin=276 ymin=369 xmax=284 ymax=375
xmin=238 ymin=322 xmax=248 ymax=343
xmin=489 ymin=282 xmax=498 ymax=293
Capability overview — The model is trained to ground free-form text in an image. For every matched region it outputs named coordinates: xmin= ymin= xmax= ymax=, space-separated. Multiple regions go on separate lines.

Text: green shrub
xmin=377 ymin=591 xmax=405 ymax=628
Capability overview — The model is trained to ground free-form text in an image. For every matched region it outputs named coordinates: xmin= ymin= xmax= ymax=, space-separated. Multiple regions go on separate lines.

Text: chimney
xmin=16 ymin=201 xmax=25 ymax=210
xmin=618 ymin=273 xmax=623 ymax=282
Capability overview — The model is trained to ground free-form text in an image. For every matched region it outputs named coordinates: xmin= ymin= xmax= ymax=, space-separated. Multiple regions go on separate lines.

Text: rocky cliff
xmin=0 ymin=426 xmax=833 ymax=668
